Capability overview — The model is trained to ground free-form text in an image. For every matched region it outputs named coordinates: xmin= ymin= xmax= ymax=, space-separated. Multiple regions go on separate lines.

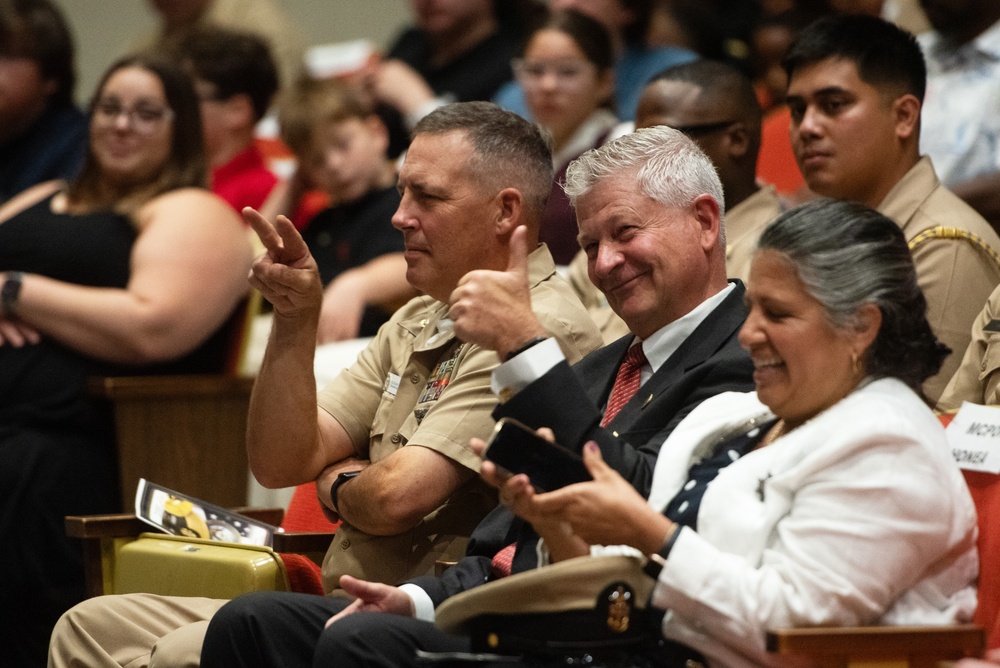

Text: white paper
xmin=945 ymin=402 xmax=1000 ymax=474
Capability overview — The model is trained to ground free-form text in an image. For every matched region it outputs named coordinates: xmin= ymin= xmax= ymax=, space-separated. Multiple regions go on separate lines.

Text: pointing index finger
xmin=243 ymin=207 xmax=282 ymax=255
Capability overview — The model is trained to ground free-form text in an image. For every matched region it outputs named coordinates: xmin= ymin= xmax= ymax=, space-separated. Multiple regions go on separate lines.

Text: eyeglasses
xmin=93 ymin=99 xmax=175 ymax=134
xmin=669 ymin=120 xmax=738 ymax=138
xmin=512 ymin=58 xmax=598 ymax=89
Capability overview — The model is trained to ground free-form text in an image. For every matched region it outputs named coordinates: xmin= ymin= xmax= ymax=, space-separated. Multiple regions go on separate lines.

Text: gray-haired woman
xmin=491 ymin=198 xmax=977 ymax=668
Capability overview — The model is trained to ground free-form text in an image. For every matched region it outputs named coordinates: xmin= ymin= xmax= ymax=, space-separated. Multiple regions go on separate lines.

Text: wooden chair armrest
xmin=88 ymin=374 xmax=255 ymax=399
xmin=65 ymin=514 xmax=147 ymax=539
xmin=766 ymin=625 xmax=984 ymax=665
xmin=65 ymin=508 xmax=285 ymax=540
xmin=272 ymin=531 xmax=336 ymax=554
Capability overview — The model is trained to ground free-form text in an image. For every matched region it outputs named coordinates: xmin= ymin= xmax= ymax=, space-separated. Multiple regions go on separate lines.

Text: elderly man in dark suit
xmin=200 ymin=124 xmax=755 ymax=667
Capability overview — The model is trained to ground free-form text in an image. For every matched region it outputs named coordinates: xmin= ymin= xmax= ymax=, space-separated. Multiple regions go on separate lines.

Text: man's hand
xmin=365 ymin=59 xmax=436 ymax=118
xmin=244 ymin=207 xmax=323 ymax=318
xmin=449 ymin=226 xmax=547 ymax=358
xmin=325 ymin=575 xmax=416 ymax=628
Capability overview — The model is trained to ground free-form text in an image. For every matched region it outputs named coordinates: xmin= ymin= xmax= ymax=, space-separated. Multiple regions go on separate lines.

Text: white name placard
xmin=946 ymin=402 xmax=1000 ymax=473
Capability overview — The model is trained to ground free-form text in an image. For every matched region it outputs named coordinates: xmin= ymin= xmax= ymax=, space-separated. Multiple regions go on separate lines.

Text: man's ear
xmin=495 ymin=187 xmax=524 ymax=236
xmin=724 ymin=121 xmax=750 ymax=161
xmin=893 ymin=94 xmax=920 ymax=142
xmin=692 ymin=193 xmax=722 ymax=252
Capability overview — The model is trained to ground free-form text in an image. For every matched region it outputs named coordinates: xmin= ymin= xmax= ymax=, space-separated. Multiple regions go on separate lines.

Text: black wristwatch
xmin=330 ymin=471 xmax=362 ymax=513
xmin=643 ymin=526 xmax=681 ymax=580
xmin=1 ymin=271 xmax=23 ymax=317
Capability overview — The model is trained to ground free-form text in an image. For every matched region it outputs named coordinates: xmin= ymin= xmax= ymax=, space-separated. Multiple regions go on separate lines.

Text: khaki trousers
xmin=48 ymin=593 xmax=227 ymax=668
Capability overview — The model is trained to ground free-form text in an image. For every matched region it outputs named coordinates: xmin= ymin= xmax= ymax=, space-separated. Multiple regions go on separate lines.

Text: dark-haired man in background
xmin=784 ymin=13 xmax=1000 ymax=402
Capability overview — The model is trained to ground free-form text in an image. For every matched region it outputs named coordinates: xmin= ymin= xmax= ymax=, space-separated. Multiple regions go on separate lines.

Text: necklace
xmin=757 ymin=419 xmax=787 ymax=450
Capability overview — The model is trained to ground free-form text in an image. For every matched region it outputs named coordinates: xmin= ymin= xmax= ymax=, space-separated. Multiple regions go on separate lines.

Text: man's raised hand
xmin=448 ymin=225 xmax=547 ymax=358
xmin=244 ymin=207 xmax=323 ymax=317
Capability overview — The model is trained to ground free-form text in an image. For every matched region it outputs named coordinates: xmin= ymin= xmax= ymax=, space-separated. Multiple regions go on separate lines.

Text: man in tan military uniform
xmin=568 ymin=59 xmax=783 ymax=343
xmin=315 ymin=242 xmax=599 ymax=591
xmin=784 ymin=14 xmax=1000 ymax=401
xmin=939 ymin=284 xmax=1000 ymax=410
xmin=48 ymin=102 xmax=601 ymax=668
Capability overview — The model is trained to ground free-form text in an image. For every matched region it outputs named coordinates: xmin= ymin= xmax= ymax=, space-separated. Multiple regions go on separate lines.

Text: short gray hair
xmin=756 ymin=198 xmax=948 ymax=394
xmin=563 ymin=126 xmax=726 ymax=238
xmin=413 ymin=101 xmax=553 ymax=219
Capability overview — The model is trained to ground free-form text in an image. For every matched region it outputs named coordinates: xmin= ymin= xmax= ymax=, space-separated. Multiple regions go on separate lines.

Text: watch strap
xmin=643 ymin=525 xmax=681 ymax=580
xmin=1 ymin=272 xmax=23 ymax=317
xmin=330 ymin=470 xmax=362 ymax=513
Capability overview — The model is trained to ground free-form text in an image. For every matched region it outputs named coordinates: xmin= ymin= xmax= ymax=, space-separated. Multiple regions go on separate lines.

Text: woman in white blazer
xmin=494 ymin=198 xmax=979 ymax=668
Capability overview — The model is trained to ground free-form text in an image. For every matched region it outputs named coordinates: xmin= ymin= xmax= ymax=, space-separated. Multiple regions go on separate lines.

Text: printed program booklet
xmin=135 ymin=478 xmax=279 ymax=547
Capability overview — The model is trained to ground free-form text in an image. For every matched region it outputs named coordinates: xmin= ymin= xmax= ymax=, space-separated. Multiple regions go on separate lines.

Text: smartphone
xmin=483 ymin=418 xmax=592 ymax=491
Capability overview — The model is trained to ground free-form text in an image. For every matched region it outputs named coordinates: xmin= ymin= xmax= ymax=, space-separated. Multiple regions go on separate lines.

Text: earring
xmin=851 ymin=351 xmax=861 ymax=376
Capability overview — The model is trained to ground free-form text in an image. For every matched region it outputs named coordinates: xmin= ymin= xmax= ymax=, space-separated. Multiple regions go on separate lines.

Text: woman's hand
xmin=472 ymin=431 xmax=589 ymax=561
xmin=0 ymin=317 xmax=41 ymax=347
xmin=530 ymin=442 xmax=673 ymax=555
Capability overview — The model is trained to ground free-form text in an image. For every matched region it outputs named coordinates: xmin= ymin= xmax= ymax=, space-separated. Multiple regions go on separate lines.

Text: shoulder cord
xmin=908 ymin=226 xmax=1000 ymax=268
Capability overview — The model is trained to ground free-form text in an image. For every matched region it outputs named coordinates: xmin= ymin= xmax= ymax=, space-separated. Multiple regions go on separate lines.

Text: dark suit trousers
xmin=200 ymin=590 xmax=472 ymax=668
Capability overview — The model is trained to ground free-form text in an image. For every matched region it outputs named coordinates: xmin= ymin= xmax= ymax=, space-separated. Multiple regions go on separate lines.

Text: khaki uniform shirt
xmin=566 ymin=188 xmax=782 ymax=343
xmin=317 ymin=245 xmax=602 ymax=591
xmin=878 ymin=157 xmax=1000 ymax=402
xmin=724 ymin=185 xmax=784 ymax=283
xmin=938 ymin=284 xmax=1000 ymax=410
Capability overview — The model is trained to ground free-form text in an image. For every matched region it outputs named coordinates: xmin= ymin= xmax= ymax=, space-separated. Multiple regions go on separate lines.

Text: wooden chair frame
xmin=766 ymin=624 xmax=984 ymax=667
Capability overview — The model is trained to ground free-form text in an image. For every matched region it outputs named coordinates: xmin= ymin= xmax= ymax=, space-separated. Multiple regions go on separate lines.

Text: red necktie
xmin=601 ymin=344 xmax=647 ymax=428
xmin=491 ymin=542 xmax=517 ymax=578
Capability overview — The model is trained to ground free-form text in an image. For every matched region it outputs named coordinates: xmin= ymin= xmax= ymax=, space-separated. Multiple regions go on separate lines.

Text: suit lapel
xmin=577 ymin=334 xmax=634 ymax=408
xmin=604 ymin=282 xmax=748 ymax=431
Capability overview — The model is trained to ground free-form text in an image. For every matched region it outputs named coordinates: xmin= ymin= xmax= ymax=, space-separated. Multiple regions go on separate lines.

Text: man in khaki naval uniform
xmin=784 ymin=14 xmax=1000 ymax=402
xmin=567 ymin=59 xmax=783 ymax=343
xmin=939 ymin=284 xmax=1000 ymax=410
xmin=47 ymin=102 xmax=602 ymax=668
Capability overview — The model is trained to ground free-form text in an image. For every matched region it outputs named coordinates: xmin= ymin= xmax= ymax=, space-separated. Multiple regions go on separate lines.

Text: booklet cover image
xmin=135 ymin=478 xmax=278 ymax=547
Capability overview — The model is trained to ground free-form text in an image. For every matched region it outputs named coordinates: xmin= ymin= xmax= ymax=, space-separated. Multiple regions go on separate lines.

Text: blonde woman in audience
xmin=0 ymin=53 xmax=251 ymax=667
